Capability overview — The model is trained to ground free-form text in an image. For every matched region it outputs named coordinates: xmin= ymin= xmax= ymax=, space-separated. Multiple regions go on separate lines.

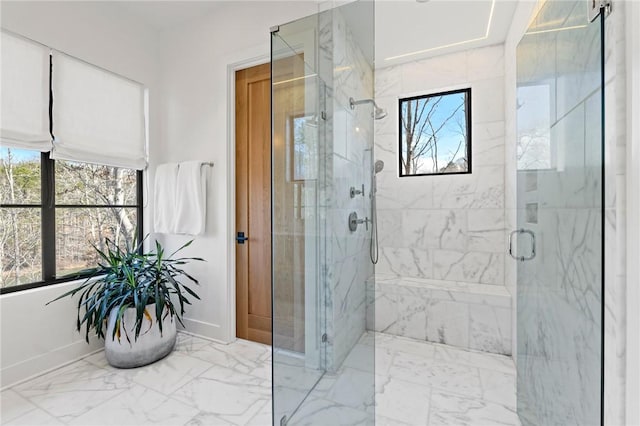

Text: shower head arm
xmin=349 ymin=97 xmax=382 ymax=110
xmin=349 ymin=97 xmax=388 ymax=120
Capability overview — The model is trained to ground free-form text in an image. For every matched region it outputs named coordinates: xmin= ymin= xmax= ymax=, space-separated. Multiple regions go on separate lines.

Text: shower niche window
xmin=399 ymin=88 xmax=471 ymax=176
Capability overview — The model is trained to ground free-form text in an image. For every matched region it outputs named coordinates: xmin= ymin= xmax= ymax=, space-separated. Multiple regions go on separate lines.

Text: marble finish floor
xmin=1 ymin=332 xmax=519 ymax=426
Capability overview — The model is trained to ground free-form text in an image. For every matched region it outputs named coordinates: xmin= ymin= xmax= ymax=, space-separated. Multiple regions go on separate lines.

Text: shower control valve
xmin=348 ymin=211 xmax=370 ymax=232
xmin=350 ymin=184 xmax=365 ymax=198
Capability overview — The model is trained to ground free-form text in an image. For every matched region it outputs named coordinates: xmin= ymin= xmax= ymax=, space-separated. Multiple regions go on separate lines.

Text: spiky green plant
xmin=48 ymin=236 xmax=203 ymax=343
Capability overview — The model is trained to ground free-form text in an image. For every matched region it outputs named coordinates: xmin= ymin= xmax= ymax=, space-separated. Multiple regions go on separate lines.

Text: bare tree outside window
xmin=0 ymin=148 xmax=140 ymax=290
xmin=399 ymin=88 xmax=471 ymax=176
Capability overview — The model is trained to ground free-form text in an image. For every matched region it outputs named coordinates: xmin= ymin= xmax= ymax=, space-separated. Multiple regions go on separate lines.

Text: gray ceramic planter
xmin=105 ymin=303 xmax=176 ymax=368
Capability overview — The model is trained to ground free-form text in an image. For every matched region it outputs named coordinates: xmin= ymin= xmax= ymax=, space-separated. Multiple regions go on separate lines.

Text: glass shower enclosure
xmin=515 ymin=0 xmax=605 ymax=424
xmin=271 ymin=1 xmax=375 ymax=424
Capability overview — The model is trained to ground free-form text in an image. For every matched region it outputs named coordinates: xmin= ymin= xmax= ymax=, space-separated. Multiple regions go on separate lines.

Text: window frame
xmin=398 ymin=88 xmax=472 ymax=177
xmin=0 ymin=151 xmax=143 ymax=294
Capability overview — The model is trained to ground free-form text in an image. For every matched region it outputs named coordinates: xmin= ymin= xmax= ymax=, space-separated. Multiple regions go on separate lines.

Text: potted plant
xmin=49 ymin=236 xmax=203 ymax=368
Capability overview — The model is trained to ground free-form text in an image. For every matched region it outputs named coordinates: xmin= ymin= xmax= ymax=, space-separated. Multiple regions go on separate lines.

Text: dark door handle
xmin=236 ymin=232 xmax=249 ymax=244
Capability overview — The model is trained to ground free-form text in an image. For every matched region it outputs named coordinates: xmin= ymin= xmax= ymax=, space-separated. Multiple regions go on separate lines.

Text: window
xmin=0 ymin=148 xmax=142 ymax=293
xmin=399 ymin=88 xmax=471 ymax=176
xmin=0 ymin=32 xmax=147 ymax=293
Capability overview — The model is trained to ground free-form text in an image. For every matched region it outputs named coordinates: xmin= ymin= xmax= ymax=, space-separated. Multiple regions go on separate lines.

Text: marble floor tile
xmin=375 ymin=375 xmax=431 ymax=425
xmin=287 ymin=396 xmax=373 ymax=426
xmin=68 ymin=384 xmax=199 ymax=425
xmin=1 ymin=332 xmax=518 ymax=426
xmin=4 ymin=408 xmax=64 ymax=425
xmin=389 ymin=351 xmax=484 ymax=399
xmin=0 ymin=389 xmax=38 ymax=423
xmin=13 ymin=360 xmax=131 ymax=423
xmin=428 ymin=389 xmax=520 ymax=426
xmin=478 ymin=368 xmax=517 ymax=409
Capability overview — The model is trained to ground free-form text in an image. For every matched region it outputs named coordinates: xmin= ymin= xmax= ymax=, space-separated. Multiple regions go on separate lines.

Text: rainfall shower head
xmin=349 ymin=97 xmax=387 ymax=120
xmin=374 ymin=160 xmax=384 ymax=174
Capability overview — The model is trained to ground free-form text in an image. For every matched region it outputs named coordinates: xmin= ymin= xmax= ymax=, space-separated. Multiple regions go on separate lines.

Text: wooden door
xmin=235 ymin=62 xmax=272 ymax=345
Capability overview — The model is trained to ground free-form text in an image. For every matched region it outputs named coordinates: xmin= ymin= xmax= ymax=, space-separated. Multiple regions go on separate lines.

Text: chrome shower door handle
xmin=508 ymin=228 xmax=536 ymax=262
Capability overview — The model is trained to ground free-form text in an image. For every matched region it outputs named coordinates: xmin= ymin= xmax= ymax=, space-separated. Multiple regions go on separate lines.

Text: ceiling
xmin=112 ymin=1 xmax=225 ymax=31
xmin=109 ymin=0 xmax=519 ymax=66
xmin=375 ymin=0 xmax=519 ymax=67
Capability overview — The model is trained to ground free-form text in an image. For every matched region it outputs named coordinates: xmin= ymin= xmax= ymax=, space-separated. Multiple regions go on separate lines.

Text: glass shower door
xmin=272 ymin=2 xmax=375 ymax=424
xmin=271 ymin=15 xmax=326 ymax=426
xmin=515 ymin=1 xmax=604 ymax=425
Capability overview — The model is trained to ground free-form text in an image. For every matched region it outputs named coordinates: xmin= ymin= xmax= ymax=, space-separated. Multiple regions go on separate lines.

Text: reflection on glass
xmin=55 ymin=160 xmax=137 ymax=205
xmin=55 ymin=207 xmax=137 ymax=277
xmin=0 ymin=208 xmax=42 ymax=287
xmin=516 ymin=85 xmax=552 ymax=170
xmin=289 ymin=115 xmax=318 ymax=182
xmin=0 ymin=148 xmax=41 ymax=204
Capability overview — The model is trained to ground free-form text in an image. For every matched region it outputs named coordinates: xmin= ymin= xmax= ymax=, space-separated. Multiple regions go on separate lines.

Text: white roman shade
xmin=0 ymin=32 xmax=51 ymax=151
xmin=51 ymin=52 xmax=147 ymax=169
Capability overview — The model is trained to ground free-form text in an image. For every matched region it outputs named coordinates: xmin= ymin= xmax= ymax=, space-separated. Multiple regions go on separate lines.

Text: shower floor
xmin=1 ymin=332 xmax=518 ymax=425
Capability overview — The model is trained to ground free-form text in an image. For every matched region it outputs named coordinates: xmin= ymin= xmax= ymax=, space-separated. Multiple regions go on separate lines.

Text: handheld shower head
xmin=374 ymin=160 xmax=384 ymax=174
xmin=349 ymin=97 xmax=387 ymax=120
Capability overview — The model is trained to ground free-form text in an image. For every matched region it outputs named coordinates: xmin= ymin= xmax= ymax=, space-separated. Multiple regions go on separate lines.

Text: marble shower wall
xmin=321 ymin=5 xmax=375 ymax=372
xmin=371 ymin=45 xmax=512 ymax=355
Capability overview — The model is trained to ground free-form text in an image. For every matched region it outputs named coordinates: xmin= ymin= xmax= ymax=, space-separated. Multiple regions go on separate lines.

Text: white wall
xmin=153 ymin=1 xmax=319 ymax=343
xmin=0 ymin=1 xmax=160 ymax=388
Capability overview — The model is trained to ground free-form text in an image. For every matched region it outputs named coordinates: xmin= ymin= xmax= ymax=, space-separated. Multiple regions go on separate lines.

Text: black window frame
xmin=398 ymin=88 xmax=472 ymax=177
xmin=0 ymin=152 xmax=143 ymax=294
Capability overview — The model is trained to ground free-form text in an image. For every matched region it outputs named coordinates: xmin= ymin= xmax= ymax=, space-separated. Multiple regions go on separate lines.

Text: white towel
xmin=153 ymin=163 xmax=178 ymax=234
xmin=174 ymin=161 xmax=207 ymax=235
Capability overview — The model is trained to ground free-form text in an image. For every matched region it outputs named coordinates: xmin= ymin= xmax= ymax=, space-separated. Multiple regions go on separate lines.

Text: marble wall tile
xmin=375 ymin=66 xmax=402 ymax=98
xmin=402 ymin=209 xmax=467 ymax=251
xmin=473 ymin=121 xmax=506 ymax=167
xmin=394 ymin=292 xmax=429 ymax=340
xmin=467 ymin=209 xmax=506 ymax=253
xmin=467 ymin=46 xmax=506 ymax=80
xmin=321 ymin=5 xmax=375 ymax=380
xmin=432 ymin=165 xmax=504 ymax=210
xmin=425 ymin=299 xmax=470 ymax=348
xmin=472 ymin=78 xmax=506 ymax=124
xmin=377 ymin=247 xmax=432 ymax=279
xmin=369 ymin=290 xmax=398 ymax=335
xmin=468 ymin=305 xmax=512 ymax=355
xmin=376 ymin=171 xmax=434 ymax=210
xmin=433 ymin=250 xmax=504 ymax=285
xmin=368 ymin=276 xmax=511 ymax=355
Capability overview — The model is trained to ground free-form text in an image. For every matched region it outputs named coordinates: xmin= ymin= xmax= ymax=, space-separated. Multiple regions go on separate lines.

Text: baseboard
xmin=1 ymin=339 xmax=102 ymax=391
xmin=179 ymin=317 xmax=227 ymax=343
